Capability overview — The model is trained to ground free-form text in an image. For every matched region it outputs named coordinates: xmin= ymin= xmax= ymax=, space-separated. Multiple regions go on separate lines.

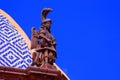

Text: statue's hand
xmin=32 ymin=27 xmax=36 ymax=30
xmin=47 ymin=38 xmax=52 ymax=43
xmin=53 ymin=41 xmax=56 ymax=45
xmin=32 ymin=27 xmax=38 ymax=37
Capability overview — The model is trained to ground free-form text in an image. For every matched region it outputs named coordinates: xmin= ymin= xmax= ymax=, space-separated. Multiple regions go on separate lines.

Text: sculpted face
xmin=44 ymin=21 xmax=51 ymax=30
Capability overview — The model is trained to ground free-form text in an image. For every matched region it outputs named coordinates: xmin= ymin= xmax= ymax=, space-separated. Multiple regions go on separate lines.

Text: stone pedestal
xmin=0 ymin=64 xmax=68 ymax=80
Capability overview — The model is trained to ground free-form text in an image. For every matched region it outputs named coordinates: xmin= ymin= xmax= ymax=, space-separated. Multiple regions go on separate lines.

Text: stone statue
xmin=31 ymin=8 xmax=57 ymax=67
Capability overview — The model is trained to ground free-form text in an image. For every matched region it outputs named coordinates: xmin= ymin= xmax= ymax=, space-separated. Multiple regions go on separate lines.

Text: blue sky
xmin=0 ymin=0 xmax=120 ymax=80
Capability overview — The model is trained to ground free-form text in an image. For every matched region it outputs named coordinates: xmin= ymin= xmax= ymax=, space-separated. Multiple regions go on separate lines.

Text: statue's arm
xmin=38 ymin=29 xmax=51 ymax=43
xmin=39 ymin=33 xmax=51 ymax=43
xmin=31 ymin=27 xmax=39 ymax=49
xmin=32 ymin=27 xmax=39 ymax=38
xmin=50 ymin=35 xmax=56 ymax=47
xmin=52 ymin=38 xmax=56 ymax=48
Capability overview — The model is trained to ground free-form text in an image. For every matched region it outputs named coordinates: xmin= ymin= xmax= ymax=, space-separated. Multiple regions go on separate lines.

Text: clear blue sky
xmin=0 ymin=0 xmax=120 ymax=80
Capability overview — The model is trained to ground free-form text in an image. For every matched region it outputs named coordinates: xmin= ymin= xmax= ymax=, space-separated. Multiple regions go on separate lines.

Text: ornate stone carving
xmin=31 ymin=8 xmax=57 ymax=67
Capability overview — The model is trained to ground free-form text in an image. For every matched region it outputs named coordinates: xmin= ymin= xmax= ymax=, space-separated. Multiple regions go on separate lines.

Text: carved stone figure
xmin=31 ymin=8 xmax=57 ymax=67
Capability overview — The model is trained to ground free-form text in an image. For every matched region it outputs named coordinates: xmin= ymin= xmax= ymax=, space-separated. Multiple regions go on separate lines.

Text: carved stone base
xmin=40 ymin=63 xmax=57 ymax=69
xmin=0 ymin=65 xmax=68 ymax=80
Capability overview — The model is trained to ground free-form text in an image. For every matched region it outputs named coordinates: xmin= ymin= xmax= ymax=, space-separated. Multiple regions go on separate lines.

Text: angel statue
xmin=31 ymin=8 xmax=57 ymax=67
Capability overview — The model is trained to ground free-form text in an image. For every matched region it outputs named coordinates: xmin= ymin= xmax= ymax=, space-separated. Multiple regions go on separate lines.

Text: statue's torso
xmin=37 ymin=29 xmax=55 ymax=49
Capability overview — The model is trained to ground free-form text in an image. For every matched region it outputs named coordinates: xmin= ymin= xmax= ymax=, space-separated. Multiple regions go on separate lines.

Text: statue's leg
xmin=49 ymin=51 xmax=54 ymax=65
xmin=34 ymin=52 xmax=40 ymax=66
xmin=31 ymin=52 xmax=36 ymax=66
xmin=44 ymin=50 xmax=48 ymax=63
xmin=39 ymin=51 xmax=44 ymax=65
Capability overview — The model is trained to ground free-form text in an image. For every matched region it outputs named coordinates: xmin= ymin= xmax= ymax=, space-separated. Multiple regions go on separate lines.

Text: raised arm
xmin=31 ymin=27 xmax=39 ymax=49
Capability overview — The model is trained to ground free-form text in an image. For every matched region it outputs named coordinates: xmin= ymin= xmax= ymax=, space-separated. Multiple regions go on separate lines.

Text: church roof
xmin=0 ymin=9 xmax=70 ymax=80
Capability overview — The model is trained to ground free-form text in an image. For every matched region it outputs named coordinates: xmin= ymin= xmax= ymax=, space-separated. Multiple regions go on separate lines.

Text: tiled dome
xmin=0 ymin=11 xmax=32 ymax=69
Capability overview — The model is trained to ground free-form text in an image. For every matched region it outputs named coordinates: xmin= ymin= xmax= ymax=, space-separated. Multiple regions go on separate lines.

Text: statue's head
xmin=41 ymin=8 xmax=52 ymax=31
xmin=42 ymin=19 xmax=52 ymax=30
